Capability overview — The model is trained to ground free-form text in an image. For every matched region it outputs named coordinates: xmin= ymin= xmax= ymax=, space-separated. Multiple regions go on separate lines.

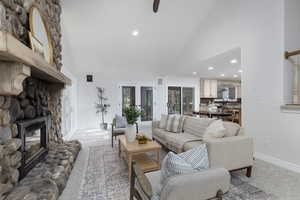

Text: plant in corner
xmin=95 ymin=87 xmax=110 ymax=130
xmin=123 ymin=106 xmax=142 ymax=142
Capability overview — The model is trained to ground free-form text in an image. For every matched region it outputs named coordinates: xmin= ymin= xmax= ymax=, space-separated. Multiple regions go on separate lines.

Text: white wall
xmin=61 ymin=18 xmax=79 ymax=138
xmin=76 ymin=73 xmax=200 ymax=130
xmin=61 ymin=67 xmax=78 ymax=138
xmin=180 ymin=0 xmax=300 ymax=170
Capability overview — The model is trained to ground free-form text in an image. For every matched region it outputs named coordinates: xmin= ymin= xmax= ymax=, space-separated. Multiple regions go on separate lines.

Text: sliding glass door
xmin=141 ymin=87 xmax=153 ymax=121
xmin=168 ymin=87 xmax=181 ymax=114
xmin=168 ymin=87 xmax=195 ymax=115
xmin=182 ymin=87 xmax=195 ymax=115
xmin=122 ymin=86 xmax=135 ymax=115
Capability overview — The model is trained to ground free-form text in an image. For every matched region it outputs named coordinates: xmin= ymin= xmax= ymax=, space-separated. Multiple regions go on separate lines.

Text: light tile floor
xmin=60 ymin=127 xmax=300 ymax=200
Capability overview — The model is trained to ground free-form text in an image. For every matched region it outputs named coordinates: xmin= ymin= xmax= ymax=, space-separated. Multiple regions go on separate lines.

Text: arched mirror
xmin=29 ymin=6 xmax=53 ymax=64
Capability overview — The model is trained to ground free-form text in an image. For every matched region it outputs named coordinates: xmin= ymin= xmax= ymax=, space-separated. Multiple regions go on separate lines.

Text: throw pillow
xmin=115 ymin=115 xmax=127 ymax=128
xmin=160 ymin=152 xmax=197 ymax=185
xmin=223 ymin=122 xmax=241 ymax=137
xmin=179 ymin=144 xmax=210 ymax=170
xmin=170 ymin=115 xmax=181 ymax=133
xmin=203 ymin=119 xmax=226 ymax=138
xmin=177 ymin=116 xmax=185 ymax=133
xmin=159 ymin=114 xmax=168 ymax=129
xmin=165 ymin=115 xmax=175 ymax=132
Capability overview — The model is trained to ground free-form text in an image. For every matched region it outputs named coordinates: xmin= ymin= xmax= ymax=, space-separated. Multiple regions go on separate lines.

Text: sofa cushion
xmin=164 ymin=133 xmax=201 ymax=153
xmin=179 ymin=144 xmax=209 ymax=171
xmin=161 ymin=152 xmax=197 ymax=185
xmin=203 ymin=120 xmax=226 ymax=138
xmin=153 ymin=128 xmax=172 ymax=141
xmin=146 ymin=171 xmax=162 ymax=200
xmin=223 ymin=122 xmax=241 ymax=137
xmin=159 ymin=114 xmax=168 ymax=129
xmin=135 ymin=170 xmax=161 ymax=200
xmin=183 ymin=141 xmax=205 ymax=151
xmin=113 ymin=128 xmax=126 ymax=134
xmin=183 ymin=117 xmax=215 ymax=137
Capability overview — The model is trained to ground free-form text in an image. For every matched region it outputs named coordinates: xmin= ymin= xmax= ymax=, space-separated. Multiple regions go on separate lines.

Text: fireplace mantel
xmin=0 ymin=31 xmax=71 ymax=95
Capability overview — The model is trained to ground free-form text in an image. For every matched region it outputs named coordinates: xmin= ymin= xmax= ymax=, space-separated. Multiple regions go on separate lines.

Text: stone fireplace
xmin=0 ymin=0 xmax=81 ymax=199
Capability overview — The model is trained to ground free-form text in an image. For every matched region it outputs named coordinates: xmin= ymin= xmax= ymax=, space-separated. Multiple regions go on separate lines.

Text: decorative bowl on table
xmin=136 ymin=135 xmax=150 ymax=144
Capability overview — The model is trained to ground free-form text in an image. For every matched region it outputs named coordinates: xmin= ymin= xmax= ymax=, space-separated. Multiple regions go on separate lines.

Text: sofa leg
xmin=216 ymin=190 xmax=223 ymax=200
xmin=246 ymin=166 xmax=252 ymax=177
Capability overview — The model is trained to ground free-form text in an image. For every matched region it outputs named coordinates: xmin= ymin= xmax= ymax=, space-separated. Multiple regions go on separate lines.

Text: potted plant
xmin=95 ymin=87 xmax=110 ymax=130
xmin=123 ymin=106 xmax=142 ymax=142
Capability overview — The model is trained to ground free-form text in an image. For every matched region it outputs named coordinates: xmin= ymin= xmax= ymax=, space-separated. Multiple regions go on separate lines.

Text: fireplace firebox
xmin=17 ymin=116 xmax=50 ymax=179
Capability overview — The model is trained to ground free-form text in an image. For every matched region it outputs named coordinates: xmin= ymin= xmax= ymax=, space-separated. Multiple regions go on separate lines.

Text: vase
xmin=125 ymin=124 xmax=136 ymax=143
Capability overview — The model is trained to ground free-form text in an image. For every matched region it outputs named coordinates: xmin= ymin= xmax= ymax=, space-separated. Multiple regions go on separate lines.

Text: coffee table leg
xmin=128 ymin=154 xmax=132 ymax=181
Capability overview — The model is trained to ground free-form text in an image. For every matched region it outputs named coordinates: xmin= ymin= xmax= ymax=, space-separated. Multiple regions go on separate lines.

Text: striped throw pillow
xmin=159 ymin=114 xmax=168 ymax=129
xmin=161 ymin=152 xmax=197 ymax=185
xmin=165 ymin=116 xmax=174 ymax=132
xmin=179 ymin=144 xmax=209 ymax=170
xmin=170 ymin=115 xmax=181 ymax=133
xmin=177 ymin=116 xmax=185 ymax=133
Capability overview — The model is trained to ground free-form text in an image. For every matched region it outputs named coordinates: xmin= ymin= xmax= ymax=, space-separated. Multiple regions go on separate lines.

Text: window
xmin=122 ymin=86 xmax=135 ymax=115
xmin=141 ymin=87 xmax=153 ymax=121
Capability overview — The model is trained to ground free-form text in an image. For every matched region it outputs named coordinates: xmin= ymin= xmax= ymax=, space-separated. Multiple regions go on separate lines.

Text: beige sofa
xmin=152 ymin=116 xmax=254 ymax=177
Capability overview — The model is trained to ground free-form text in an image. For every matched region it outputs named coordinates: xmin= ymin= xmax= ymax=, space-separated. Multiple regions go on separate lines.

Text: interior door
xmin=122 ymin=86 xmax=136 ymax=115
xmin=168 ymin=87 xmax=181 ymax=114
xmin=141 ymin=87 xmax=153 ymax=121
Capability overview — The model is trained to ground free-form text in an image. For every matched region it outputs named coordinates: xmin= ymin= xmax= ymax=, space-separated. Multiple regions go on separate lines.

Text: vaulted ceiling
xmin=61 ymin=0 xmax=239 ymax=78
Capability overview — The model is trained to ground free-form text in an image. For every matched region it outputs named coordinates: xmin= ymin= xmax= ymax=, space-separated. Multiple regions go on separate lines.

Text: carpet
xmin=79 ymin=140 xmax=276 ymax=200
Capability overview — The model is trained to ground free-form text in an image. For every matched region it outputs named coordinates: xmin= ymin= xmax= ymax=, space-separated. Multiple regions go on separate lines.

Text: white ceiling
xmin=61 ymin=0 xmax=240 ymax=79
xmin=178 ymin=47 xmax=242 ymax=80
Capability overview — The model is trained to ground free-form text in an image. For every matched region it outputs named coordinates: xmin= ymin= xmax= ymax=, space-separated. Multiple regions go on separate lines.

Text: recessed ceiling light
xmin=192 ymin=72 xmax=197 ymax=75
xmin=230 ymin=59 xmax=238 ymax=64
xmin=220 ymin=74 xmax=225 ymax=77
xmin=238 ymin=69 xmax=243 ymax=73
xmin=208 ymin=66 xmax=214 ymax=70
xmin=233 ymin=74 xmax=238 ymax=78
xmin=132 ymin=30 xmax=139 ymax=36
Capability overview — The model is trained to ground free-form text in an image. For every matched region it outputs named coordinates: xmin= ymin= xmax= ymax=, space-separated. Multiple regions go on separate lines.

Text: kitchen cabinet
xmin=201 ymin=79 xmax=218 ymax=98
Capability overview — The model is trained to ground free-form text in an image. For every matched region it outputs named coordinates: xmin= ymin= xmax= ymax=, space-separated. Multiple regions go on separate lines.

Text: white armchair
xmin=130 ymin=161 xmax=230 ymax=200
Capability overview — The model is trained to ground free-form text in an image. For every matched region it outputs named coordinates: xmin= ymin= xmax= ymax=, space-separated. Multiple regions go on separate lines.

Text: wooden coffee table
xmin=118 ymin=135 xmax=161 ymax=179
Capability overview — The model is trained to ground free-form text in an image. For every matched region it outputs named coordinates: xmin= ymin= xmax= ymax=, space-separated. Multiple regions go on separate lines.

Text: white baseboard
xmin=254 ymin=152 xmax=300 ymax=174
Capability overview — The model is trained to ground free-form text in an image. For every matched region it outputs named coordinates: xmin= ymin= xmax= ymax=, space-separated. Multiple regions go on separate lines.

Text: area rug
xmin=79 ymin=140 xmax=276 ymax=200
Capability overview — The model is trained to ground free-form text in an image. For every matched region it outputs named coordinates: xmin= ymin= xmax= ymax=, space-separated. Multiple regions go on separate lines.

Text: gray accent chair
xmin=111 ymin=118 xmax=138 ymax=147
xmin=130 ymin=161 xmax=230 ymax=200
